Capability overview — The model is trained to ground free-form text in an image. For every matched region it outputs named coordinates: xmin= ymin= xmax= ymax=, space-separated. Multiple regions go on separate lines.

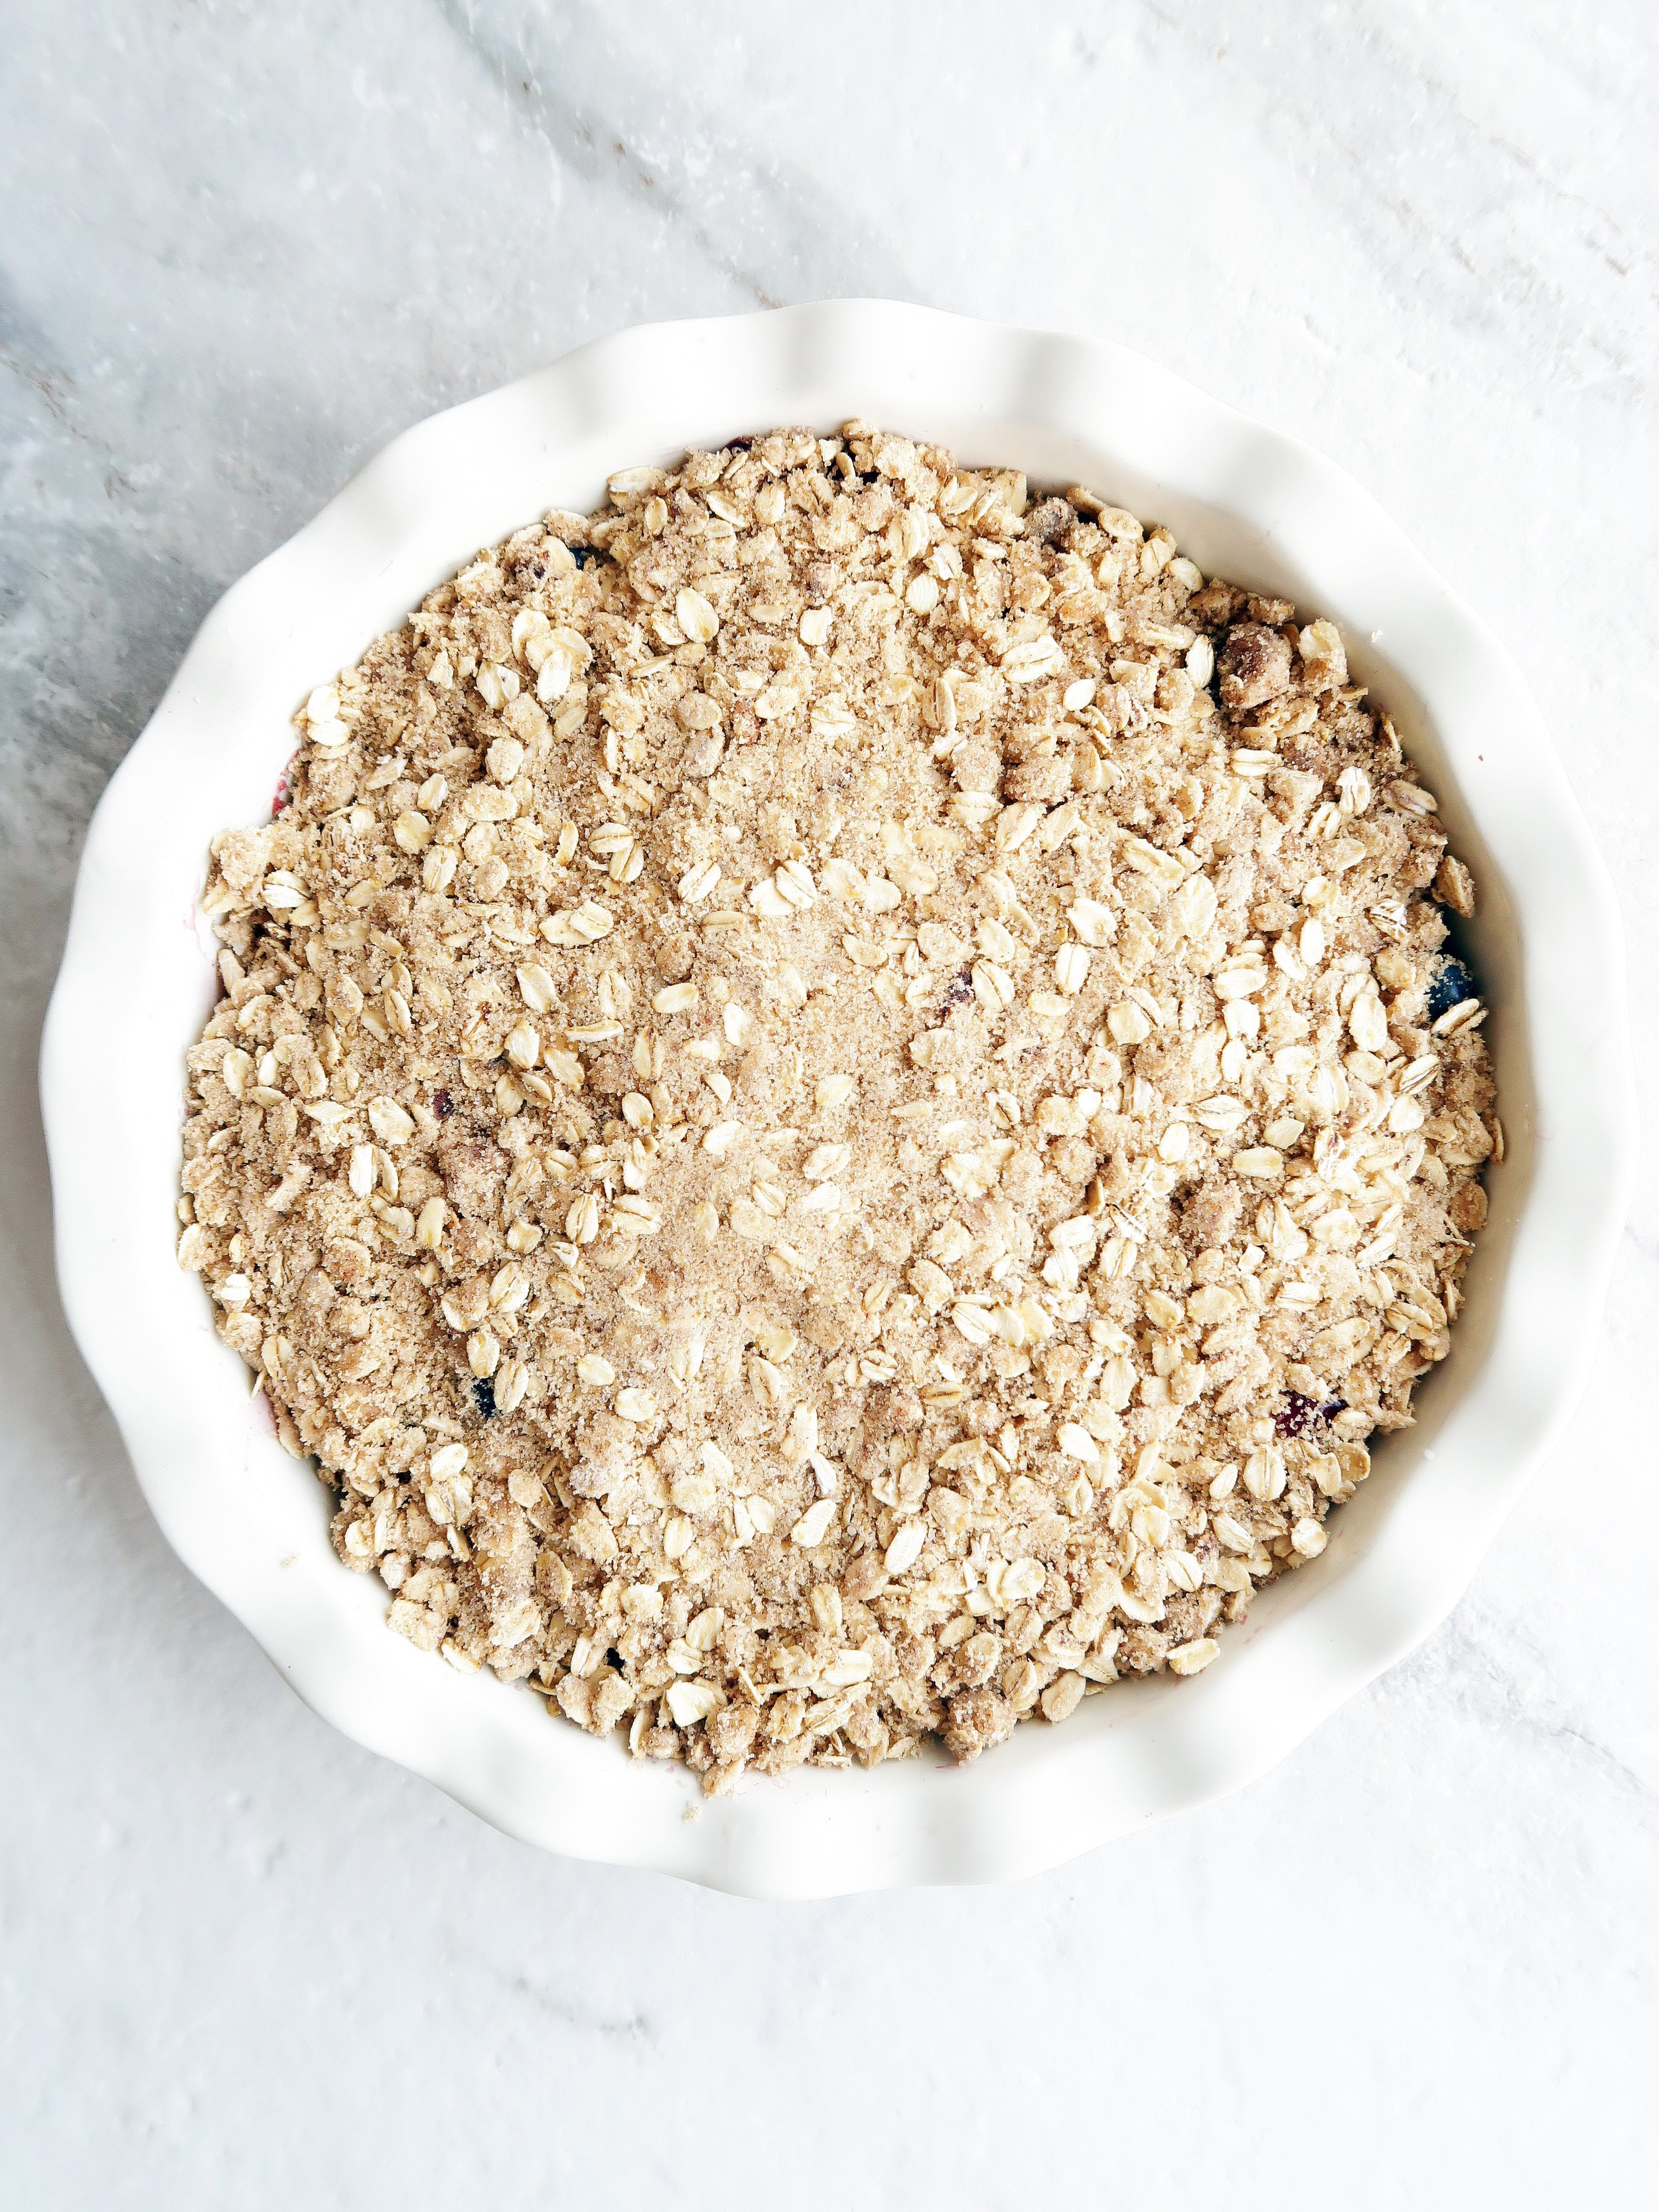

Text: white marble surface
xmin=3 ymin=3 xmax=1655 ymax=2201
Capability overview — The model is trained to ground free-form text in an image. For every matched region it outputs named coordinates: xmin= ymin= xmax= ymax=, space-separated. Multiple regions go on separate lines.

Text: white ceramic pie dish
xmin=42 ymin=301 xmax=1634 ymax=1897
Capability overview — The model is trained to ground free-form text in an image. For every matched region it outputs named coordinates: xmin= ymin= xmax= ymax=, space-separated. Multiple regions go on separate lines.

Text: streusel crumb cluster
xmin=179 ymin=423 xmax=1495 ymax=1784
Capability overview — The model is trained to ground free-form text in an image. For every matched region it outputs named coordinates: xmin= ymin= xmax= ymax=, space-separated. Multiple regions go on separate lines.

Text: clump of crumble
xmin=178 ymin=423 xmax=1496 ymax=1788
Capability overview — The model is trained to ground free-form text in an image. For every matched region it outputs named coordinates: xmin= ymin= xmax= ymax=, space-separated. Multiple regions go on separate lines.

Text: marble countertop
xmin=3 ymin=3 xmax=1653 ymax=2203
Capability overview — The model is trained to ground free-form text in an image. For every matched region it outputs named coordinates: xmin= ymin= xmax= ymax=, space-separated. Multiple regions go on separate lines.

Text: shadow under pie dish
xmin=43 ymin=305 xmax=1633 ymax=1893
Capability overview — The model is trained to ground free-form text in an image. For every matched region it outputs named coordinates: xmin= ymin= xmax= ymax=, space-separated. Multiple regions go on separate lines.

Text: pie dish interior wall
xmin=42 ymin=303 xmax=1630 ymax=1895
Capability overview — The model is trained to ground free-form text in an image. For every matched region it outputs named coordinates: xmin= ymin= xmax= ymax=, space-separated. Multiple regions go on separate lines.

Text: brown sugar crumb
xmin=176 ymin=424 xmax=1496 ymax=1785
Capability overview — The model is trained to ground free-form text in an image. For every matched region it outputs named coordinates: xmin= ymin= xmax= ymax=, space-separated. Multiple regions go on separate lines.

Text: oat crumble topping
xmin=177 ymin=423 xmax=1496 ymax=1785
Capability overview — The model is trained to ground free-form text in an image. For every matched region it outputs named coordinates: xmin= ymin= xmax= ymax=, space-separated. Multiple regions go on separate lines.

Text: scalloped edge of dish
xmin=42 ymin=302 xmax=1636 ymax=1896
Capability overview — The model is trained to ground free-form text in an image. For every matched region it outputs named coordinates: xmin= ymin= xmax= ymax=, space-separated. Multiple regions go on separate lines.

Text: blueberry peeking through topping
xmin=433 ymin=1089 xmax=453 ymax=1118
xmin=1275 ymin=1391 xmax=1346 ymax=1439
xmin=572 ymin=545 xmax=602 ymax=568
xmin=938 ymin=968 xmax=974 ymax=1018
xmin=472 ymin=1377 xmax=497 ymax=1421
xmin=1425 ymin=954 xmax=1478 ymax=1025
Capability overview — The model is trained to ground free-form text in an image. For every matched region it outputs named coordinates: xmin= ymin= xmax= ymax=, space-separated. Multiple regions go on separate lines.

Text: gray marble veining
xmin=3 ymin=3 xmax=1653 ymax=2202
